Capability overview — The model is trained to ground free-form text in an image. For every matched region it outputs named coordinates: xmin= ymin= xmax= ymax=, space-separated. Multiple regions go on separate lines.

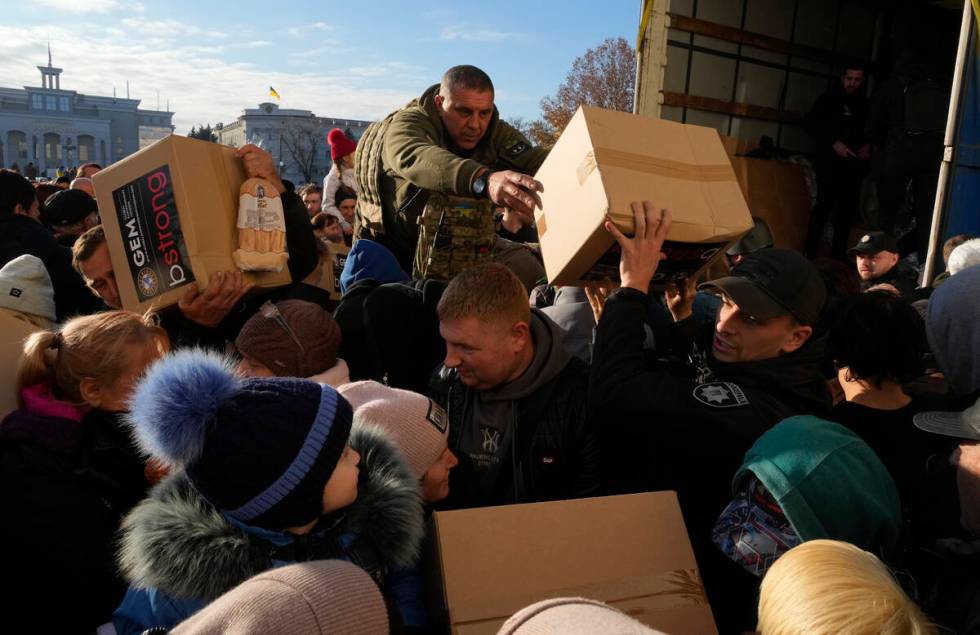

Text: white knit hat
xmin=949 ymin=238 xmax=980 ymax=276
xmin=338 ymin=380 xmax=449 ymax=477
xmin=171 ymin=560 xmax=389 ymax=634
xmin=0 ymin=255 xmax=56 ymax=323
xmin=498 ymin=597 xmax=667 ymax=634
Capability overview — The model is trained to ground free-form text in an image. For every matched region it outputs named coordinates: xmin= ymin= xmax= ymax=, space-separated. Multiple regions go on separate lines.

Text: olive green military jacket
xmin=354 ymin=83 xmax=548 ymax=269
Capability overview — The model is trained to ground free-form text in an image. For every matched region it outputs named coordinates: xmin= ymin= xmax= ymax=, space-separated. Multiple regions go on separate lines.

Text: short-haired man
xmin=589 ymin=202 xmax=830 ymax=630
xmin=77 ymin=163 xmax=102 ymax=179
xmin=356 ymin=65 xmax=548 ymax=274
xmin=69 ymin=177 xmax=96 ymax=199
xmin=0 ymin=168 xmax=100 ymax=319
xmin=803 ymin=65 xmax=870 ymax=260
xmin=72 ymin=225 xmax=250 ymax=349
xmin=298 ymin=184 xmax=323 ymax=218
xmin=848 ymin=231 xmax=917 ymax=300
xmin=430 ymin=263 xmax=601 ymax=508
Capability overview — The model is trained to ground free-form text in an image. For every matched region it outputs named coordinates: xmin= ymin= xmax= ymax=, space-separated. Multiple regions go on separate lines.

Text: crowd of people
xmin=0 ymin=62 xmax=979 ymax=635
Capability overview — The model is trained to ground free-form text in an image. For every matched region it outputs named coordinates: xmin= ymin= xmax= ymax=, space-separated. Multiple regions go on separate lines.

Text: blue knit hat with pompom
xmin=128 ymin=349 xmax=353 ymax=531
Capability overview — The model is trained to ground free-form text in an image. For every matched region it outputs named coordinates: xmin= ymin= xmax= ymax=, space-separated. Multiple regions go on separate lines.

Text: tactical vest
xmin=413 ymin=193 xmax=495 ymax=280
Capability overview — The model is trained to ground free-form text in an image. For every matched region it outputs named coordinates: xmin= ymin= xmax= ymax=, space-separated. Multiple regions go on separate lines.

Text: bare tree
xmin=279 ymin=120 xmax=322 ymax=184
xmin=529 ymin=37 xmax=636 ymax=148
xmin=505 ymin=116 xmax=533 ymax=139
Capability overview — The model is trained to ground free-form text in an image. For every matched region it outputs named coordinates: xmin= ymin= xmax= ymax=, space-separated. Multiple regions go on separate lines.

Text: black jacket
xmin=0 ymin=405 xmax=150 ymax=632
xmin=804 ymin=80 xmax=869 ymax=164
xmin=860 ymin=261 xmax=919 ymax=302
xmin=589 ymin=288 xmax=830 ymax=627
xmin=430 ymin=348 xmax=602 ymax=508
xmin=0 ymin=213 xmax=102 ymax=320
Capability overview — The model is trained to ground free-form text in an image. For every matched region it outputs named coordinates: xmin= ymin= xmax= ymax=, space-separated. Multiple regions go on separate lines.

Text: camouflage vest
xmin=413 ymin=193 xmax=495 ymax=280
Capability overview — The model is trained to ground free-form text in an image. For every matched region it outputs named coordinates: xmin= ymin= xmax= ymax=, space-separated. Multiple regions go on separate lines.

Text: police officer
xmin=848 ymin=230 xmax=918 ymax=301
xmin=355 ymin=65 xmax=547 ymax=278
xmin=589 ymin=202 xmax=830 ymax=631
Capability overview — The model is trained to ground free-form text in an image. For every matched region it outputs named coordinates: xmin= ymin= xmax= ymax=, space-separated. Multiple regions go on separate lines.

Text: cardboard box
xmin=92 ymin=135 xmax=291 ymax=313
xmin=311 ymin=240 xmax=350 ymax=302
xmin=533 ymin=107 xmax=752 ymax=287
xmin=428 ymin=492 xmax=717 ymax=635
xmin=718 ymin=133 xmax=757 ymax=158
xmin=729 ymin=157 xmax=812 ymax=252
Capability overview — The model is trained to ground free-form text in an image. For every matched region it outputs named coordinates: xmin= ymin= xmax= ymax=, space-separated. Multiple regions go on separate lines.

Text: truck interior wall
xmin=660 ymin=0 xmax=957 ymax=157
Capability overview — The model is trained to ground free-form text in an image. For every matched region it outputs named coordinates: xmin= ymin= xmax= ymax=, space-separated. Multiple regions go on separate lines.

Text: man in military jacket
xmin=355 ymin=65 xmax=548 ymax=273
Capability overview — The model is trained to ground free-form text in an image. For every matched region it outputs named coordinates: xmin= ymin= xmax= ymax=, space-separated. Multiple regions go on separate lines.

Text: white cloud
xmin=439 ymin=25 xmax=522 ymax=42
xmin=32 ymin=0 xmax=120 ymax=13
xmin=287 ymin=21 xmax=335 ymax=38
xmin=0 ymin=25 xmax=420 ymax=134
xmin=120 ymin=17 xmax=228 ymax=40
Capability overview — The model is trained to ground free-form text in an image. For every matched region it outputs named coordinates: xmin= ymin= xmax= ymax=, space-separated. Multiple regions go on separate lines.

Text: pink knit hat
xmin=171 ymin=560 xmax=388 ymax=634
xmin=338 ymin=380 xmax=449 ymax=477
xmin=498 ymin=597 xmax=666 ymax=634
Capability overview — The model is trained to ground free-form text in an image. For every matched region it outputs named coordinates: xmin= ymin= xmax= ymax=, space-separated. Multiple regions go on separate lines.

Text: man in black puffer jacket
xmin=430 ymin=263 xmax=601 ymax=509
xmin=590 ymin=202 xmax=832 ymax=632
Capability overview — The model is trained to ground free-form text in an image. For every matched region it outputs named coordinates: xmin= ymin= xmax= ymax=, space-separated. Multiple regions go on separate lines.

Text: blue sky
xmin=0 ymin=1 xmax=639 ymax=133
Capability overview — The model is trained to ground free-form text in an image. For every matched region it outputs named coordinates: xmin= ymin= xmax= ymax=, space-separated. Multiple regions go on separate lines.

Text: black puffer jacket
xmin=430 ymin=312 xmax=602 ymax=508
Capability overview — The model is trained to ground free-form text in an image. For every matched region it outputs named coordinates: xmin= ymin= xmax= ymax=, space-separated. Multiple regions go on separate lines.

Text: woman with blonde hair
xmin=758 ymin=539 xmax=936 ymax=635
xmin=0 ymin=310 xmax=169 ymax=633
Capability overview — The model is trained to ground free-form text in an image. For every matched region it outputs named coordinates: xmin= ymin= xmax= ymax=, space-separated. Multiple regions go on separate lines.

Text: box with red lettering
xmin=93 ymin=135 xmax=291 ymax=313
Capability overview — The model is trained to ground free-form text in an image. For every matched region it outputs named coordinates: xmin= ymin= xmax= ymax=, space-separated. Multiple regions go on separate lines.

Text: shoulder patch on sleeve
xmin=692 ymin=382 xmax=751 ymax=408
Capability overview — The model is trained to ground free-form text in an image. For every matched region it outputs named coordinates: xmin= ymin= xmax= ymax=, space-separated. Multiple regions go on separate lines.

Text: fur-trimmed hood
xmin=117 ymin=425 xmax=424 ymax=601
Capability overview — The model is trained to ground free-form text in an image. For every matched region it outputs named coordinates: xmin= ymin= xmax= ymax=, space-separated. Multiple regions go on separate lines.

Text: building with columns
xmin=0 ymin=51 xmax=174 ymax=177
xmin=215 ymin=102 xmax=372 ymax=186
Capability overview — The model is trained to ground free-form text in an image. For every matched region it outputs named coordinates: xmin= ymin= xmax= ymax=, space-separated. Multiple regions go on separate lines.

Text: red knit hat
xmin=327 ymin=128 xmax=357 ymax=161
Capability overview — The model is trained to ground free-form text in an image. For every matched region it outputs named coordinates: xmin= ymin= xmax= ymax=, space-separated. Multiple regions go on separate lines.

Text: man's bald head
xmin=70 ymin=177 xmax=95 ymax=198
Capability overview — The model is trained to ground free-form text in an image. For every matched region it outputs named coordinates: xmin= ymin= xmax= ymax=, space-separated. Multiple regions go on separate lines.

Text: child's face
xmin=420 ymin=446 xmax=458 ymax=504
xmin=87 ymin=341 xmax=165 ymax=411
xmin=322 ymin=444 xmax=360 ymax=514
xmin=236 ymin=354 xmax=275 ymax=378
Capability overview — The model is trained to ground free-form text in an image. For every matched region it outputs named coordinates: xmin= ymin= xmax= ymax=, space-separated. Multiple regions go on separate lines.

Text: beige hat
xmin=338 ymin=380 xmax=449 ymax=477
xmin=498 ymin=597 xmax=666 ymax=635
xmin=171 ymin=560 xmax=388 ymax=634
xmin=0 ymin=255 xmax=56 ymax=323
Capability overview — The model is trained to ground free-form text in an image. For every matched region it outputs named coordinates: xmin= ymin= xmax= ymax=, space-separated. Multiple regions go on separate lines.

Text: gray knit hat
xmin=0 ymin=255 xmax=56 ymax=323
xmin=171 ymin=560 xmax=389 ymax=634
xmin=498 ymin=597 xmax=666 ymax=634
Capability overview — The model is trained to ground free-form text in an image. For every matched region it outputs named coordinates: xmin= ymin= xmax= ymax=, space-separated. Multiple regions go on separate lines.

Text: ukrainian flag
xmin=269 ymin=86 xmax=281 ymax=101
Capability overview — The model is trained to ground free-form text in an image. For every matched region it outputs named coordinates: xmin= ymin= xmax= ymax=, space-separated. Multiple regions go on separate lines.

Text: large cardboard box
xmin=92 ymin=135 xmax=291 ymax=313
xmin=729 ymin=157 xmax=812 ymax=252
xmin=534 ymin=107 xmax=752 ymax=287
xmin=428 ymin=492 xmax=717 ymax=634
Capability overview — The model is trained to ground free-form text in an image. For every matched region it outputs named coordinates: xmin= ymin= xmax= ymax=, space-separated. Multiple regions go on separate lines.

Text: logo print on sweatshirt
xmin=693 ymin=382 xmax=750 ymax=408
xmin=481 ymin=427 xmax=501 ymax=453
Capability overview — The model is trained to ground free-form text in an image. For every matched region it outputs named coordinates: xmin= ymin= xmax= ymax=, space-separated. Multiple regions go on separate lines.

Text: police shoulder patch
xmin=692 ymin=381 xmax=750 ymax=408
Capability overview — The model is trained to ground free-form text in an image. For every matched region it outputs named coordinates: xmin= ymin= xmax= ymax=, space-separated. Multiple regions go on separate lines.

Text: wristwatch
xmin=472 ymin=170 xmax=491 ymax=198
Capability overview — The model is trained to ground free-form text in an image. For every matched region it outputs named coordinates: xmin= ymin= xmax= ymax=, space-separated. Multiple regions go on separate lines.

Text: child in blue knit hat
xmin=112 ymin=349 xmax=424 ymax=634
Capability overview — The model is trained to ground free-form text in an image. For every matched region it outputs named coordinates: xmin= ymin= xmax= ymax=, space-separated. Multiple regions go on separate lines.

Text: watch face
xmin=474 ymin=176 xmax=486 ymax=196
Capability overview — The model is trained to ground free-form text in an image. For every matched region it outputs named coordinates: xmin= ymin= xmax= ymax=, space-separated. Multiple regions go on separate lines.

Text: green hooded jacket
xmin=354 ymin=83 xmax=548 ymax=269
xmin=735 ymin=415 xmax=903 ymax=556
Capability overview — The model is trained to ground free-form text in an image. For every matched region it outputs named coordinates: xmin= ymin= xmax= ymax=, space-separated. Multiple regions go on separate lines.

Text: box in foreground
xmin=428 ymin=491 xmax=717 ymax=634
